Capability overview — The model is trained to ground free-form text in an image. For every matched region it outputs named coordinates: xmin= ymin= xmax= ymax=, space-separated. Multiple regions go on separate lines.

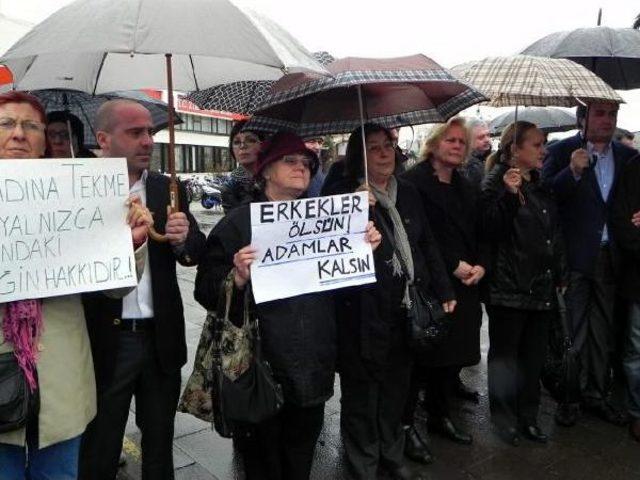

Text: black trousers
xmin=79 ymin=330 xmax=181 ymax=480
xmin=565 ymin=246 xmax=617 ymax=405
xmin=487 ymin=306 xmax=551 ymax=428
xmin=402 ymin=364 xmax=461 ymax=425
xmin=340 ymin=356 xmax=412 ymax=479
xmin=235 ymin=403 xmax=325 ymax=480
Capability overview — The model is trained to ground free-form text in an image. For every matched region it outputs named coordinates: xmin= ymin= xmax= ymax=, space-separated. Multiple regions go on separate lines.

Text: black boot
xmin=494 ymin=425 xmax=520 ymax=446
xmin=388 ymin=462 xmax=427 ymax=480
xmin=520 ymin=424 xmax=548 ymax=444
xmin=404 ymin=425 xmax=433 ymax=465
xmin=429 ymin=417 xmax=472 ymax=445
xmin=555 ymin=402 xmax=579 ymax=427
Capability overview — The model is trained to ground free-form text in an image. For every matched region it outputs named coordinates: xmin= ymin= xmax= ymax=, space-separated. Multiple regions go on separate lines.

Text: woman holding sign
xmin=322 ymin=123 xmax=455 ymax=480
xmin=194 ymin=131 xmax=381 ymax=480
xmin=0 ymin=91 xmax=152 ymax=479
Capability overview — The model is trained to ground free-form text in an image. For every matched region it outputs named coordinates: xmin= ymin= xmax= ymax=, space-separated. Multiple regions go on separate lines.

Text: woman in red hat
xmin=194 ymin=131 xmax=382 ymax=480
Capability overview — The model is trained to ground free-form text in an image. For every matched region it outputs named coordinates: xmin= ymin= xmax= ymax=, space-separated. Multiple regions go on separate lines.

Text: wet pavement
xmin=116 ymin=203 xmax=639 ymax=480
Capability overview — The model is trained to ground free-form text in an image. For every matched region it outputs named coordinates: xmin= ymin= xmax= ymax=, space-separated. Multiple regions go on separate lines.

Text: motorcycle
xmin=200 ymin=183 xmax=223 ymax=211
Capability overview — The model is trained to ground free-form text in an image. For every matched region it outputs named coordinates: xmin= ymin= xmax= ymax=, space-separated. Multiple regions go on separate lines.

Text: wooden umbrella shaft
xmin=165 ymin=53 xmax=179 ymax=212
xmin=148 ymin=53 xmax=179 ymax=243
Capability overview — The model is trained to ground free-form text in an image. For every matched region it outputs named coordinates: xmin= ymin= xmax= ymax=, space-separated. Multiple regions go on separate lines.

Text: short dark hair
xmin=229 ymin=120 xmax=265 ymax=161
xmin=47 ymin=111 xmax=85 ymax=148
xmin=343 ymin=123 xmax=394 ymax=180
xmin=0 ymin=91 xmax=46 ymax=123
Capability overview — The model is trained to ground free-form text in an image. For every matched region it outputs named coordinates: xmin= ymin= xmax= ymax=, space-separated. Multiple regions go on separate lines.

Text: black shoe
xmin=404 ymin=425 xmax=434 ymax=465
xmin=429 ymin=417 xmax=472 ymax=445
xmin=454 ymin=377 xmax=480 ymax=404
xmin=388 ymin=463 xmax=425 ymax=480
xmin=585 ymin=402 xmax=629 ymax=426
xmin=555 ymin=402 xmax=579 ymax=427
xmin=494 ymin=426 xmax=520 ymax=446
xmin=520 ymin=424 xmax=548 ymax=444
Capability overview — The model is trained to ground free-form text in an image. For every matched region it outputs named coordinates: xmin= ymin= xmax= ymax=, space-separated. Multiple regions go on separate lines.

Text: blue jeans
xmin=625 ymin=302 xmax=640 ymax=419
xmin=0 ymin=435 xmax=81 ymax=480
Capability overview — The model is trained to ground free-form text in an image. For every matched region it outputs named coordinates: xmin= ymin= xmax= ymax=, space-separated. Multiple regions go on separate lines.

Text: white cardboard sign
xmin=0 ymin=158 xmax=138 ymax=302
xmin=250 ymin=192 xmax=376 ymax=304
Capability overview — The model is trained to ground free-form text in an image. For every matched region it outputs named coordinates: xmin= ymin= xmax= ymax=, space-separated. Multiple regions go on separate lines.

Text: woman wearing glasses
xmin=195 ymin=131 xmax=382 ymax=480
xmin=220 ymin=120 xmax=265 ymax=213
xmin=322 ymin=123 xmax=454 ymax=480
xmin=46 ymin=111 xmax=96 ymax=159
xmin=0 ymin=91 xmax=151 ymax=479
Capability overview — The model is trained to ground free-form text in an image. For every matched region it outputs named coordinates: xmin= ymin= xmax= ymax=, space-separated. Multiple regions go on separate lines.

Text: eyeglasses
xmin=366 ymin=141 xmax=396 ymax=154
xmin=0 ymin=117 xmax=46 ymax=135
xmin=232 ymin=136 xmax=260 ymax=148
xmin=281 ymin=155 xmax=312 ymax=169
xmin=47 ymin=130 xmax=71 ymax=141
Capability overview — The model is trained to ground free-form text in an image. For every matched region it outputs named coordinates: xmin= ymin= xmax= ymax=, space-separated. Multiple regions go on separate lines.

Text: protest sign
xmin=250 ymin=192 xmax=376 ymax=304
xmin=0 ymin=158 xmax=137 ymax=302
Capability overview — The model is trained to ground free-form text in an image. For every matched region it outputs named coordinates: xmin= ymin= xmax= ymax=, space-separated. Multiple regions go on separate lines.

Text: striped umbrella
xmin=246 ymin=54 xmax=487 ymax=136
xmin=450 ymin=55 xmax=623 ymax=107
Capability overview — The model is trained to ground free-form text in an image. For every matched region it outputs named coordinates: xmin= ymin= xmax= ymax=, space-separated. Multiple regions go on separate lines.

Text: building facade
xmin=145 ymin=90 xmax=245 ymax=174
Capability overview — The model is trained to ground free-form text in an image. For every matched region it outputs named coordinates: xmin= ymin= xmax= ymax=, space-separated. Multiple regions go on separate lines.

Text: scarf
xmin=3 ymin=300 xmax=43 ymax=392
xmin=370 ymin=176 xmax=414 ymax=307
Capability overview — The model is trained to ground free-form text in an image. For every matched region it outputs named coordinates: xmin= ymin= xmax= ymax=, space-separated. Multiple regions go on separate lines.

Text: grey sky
xmin=3 ymin=0 xmax=640 ymax=129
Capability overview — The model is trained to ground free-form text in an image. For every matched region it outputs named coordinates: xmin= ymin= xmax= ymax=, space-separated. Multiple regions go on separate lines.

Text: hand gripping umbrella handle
xmin=148 ymin=179 xmax=180 ymax=243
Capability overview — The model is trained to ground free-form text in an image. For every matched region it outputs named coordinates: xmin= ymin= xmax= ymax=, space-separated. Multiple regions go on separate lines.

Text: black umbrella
xmin=31 ymin=89 xmax=181 ymax=148
xmin=489 ymin=107 xmax=576 ymax=134
xmin=521 ymin=26 xmax=640 ymax=90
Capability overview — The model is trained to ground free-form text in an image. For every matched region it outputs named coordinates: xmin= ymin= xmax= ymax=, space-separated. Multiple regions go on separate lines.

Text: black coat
xmin=481 ymin=164 xmax=567 ymax=310
xmin=611 ymin=155 xmax=640 ymax=302
xmin=542 ymin=133 xmax=637 ymax=275
xmin=83 ymin=172 xmax=207 ymax=385
xmin=402 ymin=162 xmax=486 ymax=366
xmin=324 ymin=176 xmax=454 ymax=369
xmin=194 ymin=196 xmax=336 ymax=407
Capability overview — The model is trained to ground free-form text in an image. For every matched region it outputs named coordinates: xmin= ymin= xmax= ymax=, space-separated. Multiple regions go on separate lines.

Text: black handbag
xmin=375 ymin=210 xmax=450 ymax=352
xmin=214 ymin=281 xmax=284 ymax=431
xmin=0 ymin=352 xmax=30 ymax=433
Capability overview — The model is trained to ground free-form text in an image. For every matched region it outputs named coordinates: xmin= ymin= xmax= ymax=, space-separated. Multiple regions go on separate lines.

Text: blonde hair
xmin=485 ymin=121 xmax=538 ymax=173
xmin=419 ymin=116 xmax=471 ymax=165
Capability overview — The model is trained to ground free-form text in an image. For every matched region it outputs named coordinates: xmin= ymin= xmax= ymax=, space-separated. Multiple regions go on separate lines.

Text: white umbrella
xmin=0 ymin=0 xmax=327 ymax=240
xmin=1 ymin=0 xmax=324 ymax=94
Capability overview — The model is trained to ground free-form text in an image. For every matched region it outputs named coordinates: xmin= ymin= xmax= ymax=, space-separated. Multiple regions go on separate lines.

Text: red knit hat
xmin=255 ymin=131 xmax=319 ymax=178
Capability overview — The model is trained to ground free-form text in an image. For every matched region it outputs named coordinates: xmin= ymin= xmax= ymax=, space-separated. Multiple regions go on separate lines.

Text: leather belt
xmin=118 ymin=318 xmax=154 ymax=332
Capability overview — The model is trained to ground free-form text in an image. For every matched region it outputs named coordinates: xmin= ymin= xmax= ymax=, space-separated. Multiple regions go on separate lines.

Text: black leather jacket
xmin=481 ymin=163 xmax=567 ymax=310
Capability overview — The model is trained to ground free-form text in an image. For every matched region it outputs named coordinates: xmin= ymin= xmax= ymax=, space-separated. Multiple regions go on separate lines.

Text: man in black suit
xmin=542 ymin=102 xmax=637 ymax=427
xmin=79 ymin=99 xmax=206 ymax=479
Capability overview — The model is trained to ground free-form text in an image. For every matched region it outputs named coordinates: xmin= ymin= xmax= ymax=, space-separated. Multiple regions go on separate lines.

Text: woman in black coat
xmin=322 ymin=123 xmax=455 ymax=480
xmin=402 ymin=117 xmax=487 ymax=451
xmin=195 ymin=131 xmax=381 ymax=480
xmin=481 ymin=121 xmax=567 ymax=446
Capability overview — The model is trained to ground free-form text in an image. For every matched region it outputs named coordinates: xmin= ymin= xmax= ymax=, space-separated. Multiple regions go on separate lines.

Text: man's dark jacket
xmin=541 ymin=133 xmax=637 ymax=276
xmin=83 ymin=172 xmax=206 ymax=386
xmin=611 ymin=155 xmax=640 ymax=302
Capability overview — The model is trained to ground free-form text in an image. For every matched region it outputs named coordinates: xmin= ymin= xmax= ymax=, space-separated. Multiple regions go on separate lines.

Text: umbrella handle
xmin=148 ymin=178 xmax=180 ymax=243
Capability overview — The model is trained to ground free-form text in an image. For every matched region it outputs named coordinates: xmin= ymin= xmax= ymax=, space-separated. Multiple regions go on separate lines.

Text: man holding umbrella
xmin=79 ymin=99 xmax=206 ymax=479
xmin=542 ymin=101 xmax=636 ymax=427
